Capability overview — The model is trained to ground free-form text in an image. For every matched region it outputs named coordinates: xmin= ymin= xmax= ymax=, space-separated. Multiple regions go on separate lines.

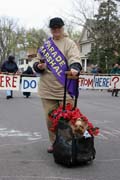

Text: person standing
xmin=110 ymin=63 xmax=119 ymax=97
xmin=33 ymin=17 xmax=82 ymax=153
xmin=116 ymin=63 xmax=120 ymax=96
xmin=1 ymin=55 xmax=18 ymax=99
xmin=22 ymin=66 xmax=35 ymax=98
xmin=91 ymin=64 xmax=98 ymax=74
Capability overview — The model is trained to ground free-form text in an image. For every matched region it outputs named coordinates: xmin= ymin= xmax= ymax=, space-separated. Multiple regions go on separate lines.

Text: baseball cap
xmin=49 ymin=17 xmax=64 ymax=28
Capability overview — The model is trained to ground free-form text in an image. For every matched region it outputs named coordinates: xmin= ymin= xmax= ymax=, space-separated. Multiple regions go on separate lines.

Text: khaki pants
xmin=41 ymin=98 xmax=73 ymax=144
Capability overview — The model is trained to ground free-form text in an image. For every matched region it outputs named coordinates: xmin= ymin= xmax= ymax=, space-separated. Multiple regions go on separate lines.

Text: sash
xmin=38 ymin=37 xmax=78 ymax=97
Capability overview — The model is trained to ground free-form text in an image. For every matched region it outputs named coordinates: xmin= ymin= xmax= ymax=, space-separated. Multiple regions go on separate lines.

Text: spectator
xmin=110 ymin=63 xmax=119 ymax=97
xmin=21 ymin=66 xmax=35 ymax=98
xmin=1 ymin=55 xmax=18 ymax=99
xmin=91 ymin=64 xmax=98 ymax=74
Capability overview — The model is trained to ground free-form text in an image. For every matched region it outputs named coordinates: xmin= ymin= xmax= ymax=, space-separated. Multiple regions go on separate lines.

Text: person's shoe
xmin=115 ymin=95 xmax=118 ymax=97
xmin=47 ymin=145 xmax=53 ymax=153
xmin=6 ymin=96 xmax=11 ymax=99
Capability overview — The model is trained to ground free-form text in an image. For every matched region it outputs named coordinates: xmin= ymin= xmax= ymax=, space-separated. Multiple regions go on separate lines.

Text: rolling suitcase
xmin=52 ymin=72 xmax=96 ymax=167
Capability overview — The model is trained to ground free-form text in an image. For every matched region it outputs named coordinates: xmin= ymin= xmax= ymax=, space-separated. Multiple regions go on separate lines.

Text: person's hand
xmin=70 ymin=68 xmax=79 ymax=76
xmin=37 ymin=63 xmax=46 ymax=70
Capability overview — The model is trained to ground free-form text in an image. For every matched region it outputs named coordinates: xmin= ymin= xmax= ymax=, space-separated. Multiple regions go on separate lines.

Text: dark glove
xmin=33 ymin=62 xmax=45 ymax=73
xmin=69 ymin=62 xmax=82 ymax=74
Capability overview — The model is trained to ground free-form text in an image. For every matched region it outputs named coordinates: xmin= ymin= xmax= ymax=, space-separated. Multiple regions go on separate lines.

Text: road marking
xmin=0 ymin=140 xmax=44 ymax=148
xmin=96 ymin=128 xmax=120 ymax=140
xmin=0 ymin=127 xmax=42 ymax=141
xmin=97 ymin=133 xmax=108 ymax=140
xmin=1 ymin=127 xmax=120 ymax=142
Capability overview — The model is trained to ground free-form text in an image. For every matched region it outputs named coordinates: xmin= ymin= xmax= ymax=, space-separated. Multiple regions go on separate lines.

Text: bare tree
xmin=62 ymin=0 xmax=100 ymax=43
xmin=26 ymin=28 xmax=48 ymax=51
xmin=0 ymin=16 xmax=19 ymax=64
xmin=65 ymin=0 xmax=99 ymax=27
xmin=0 ymin=16 xmax=48 ymax=66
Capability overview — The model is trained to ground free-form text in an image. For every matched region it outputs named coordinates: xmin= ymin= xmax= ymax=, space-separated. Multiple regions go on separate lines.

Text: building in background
xmin=79 ymin=19 xmax=95 ymax=72
xmin=17 ymin=48 xmax=37 ymax=72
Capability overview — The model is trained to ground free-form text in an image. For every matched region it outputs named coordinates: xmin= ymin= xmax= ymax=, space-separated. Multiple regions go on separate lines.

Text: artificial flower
xmin=48 ymin=103 xmax=99 ymax=136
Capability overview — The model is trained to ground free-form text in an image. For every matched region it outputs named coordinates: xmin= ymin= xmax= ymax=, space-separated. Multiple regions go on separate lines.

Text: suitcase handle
xmin=63 ymin=71 xmax=79 ymax=111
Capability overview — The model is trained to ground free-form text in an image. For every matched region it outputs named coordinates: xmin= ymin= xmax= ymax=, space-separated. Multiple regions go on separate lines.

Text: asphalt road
xmin=0 ymin=90 xmax=120 ymax=180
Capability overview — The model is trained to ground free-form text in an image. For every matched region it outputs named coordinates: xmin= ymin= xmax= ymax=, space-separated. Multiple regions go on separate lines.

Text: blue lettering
xmin=94 ymin=77 xmax=99 ymax=87
xmin=102 ymin=78 xmax=109 ymax=87
xmin=99 ymin=78 xmax=102 ymax=87
xmin=94 ymin=77 xmax=110 ymax=87
xmin=23 ymin=80 xmax=29 ymax=89
xmin=106 ymin=78 xmax=110 ymax=87
xmin=30 ymin=80 xmax=36 ymax=88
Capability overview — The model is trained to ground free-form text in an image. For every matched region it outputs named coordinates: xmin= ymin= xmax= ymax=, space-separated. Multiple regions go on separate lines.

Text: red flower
xmin=88 ymin=127 xmax=100 ymax=136
xmin=48 ymin=103 xmax=99 ymax=136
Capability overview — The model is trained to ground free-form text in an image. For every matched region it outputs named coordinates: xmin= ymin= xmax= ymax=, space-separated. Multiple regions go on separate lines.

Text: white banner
xmin=79 ymin=75 xmax=94 ymax=89
xmin=111 ymin=76 xmax=120 ymax=89
xmin=93 ymin=76 xmax=111 ymax=89
xmin=79 ymin=75 xmax=111 ymax=89
xmin=21 ymin=77 xmax=40 ymax=92
xmin=0 ymin=74 xmax=20 ymax=90
xmin=0 ymin=74 xmax=120 ymax=92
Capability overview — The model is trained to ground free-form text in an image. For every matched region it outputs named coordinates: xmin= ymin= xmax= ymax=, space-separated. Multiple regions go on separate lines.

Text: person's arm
xmin=33 ymin=53 xmax=46 ymax=73
xmin=66 ymin=39 xmax=82 ymax=75
xmin=1 ymin=62 xmax=7 ymax=72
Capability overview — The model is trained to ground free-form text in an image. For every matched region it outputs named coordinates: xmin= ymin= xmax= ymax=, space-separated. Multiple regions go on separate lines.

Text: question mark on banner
xmin=112 ymin=76 xmax=119 ymax=88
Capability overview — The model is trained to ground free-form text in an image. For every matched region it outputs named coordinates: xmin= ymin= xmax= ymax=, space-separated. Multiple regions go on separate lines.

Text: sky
xmin=0 ymin=0 xmax=73 ymax=29
xmin=1 ymin=0 xmax=120 ymax=31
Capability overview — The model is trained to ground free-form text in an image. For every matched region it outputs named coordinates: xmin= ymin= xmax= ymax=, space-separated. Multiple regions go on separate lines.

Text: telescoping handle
xmin=63 ymin=71 xmax=79 ymax=111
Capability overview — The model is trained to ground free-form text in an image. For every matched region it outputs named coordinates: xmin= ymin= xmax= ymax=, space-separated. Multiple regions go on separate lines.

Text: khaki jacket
xmin=34 ymin=36 xmax=81 ymax=100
